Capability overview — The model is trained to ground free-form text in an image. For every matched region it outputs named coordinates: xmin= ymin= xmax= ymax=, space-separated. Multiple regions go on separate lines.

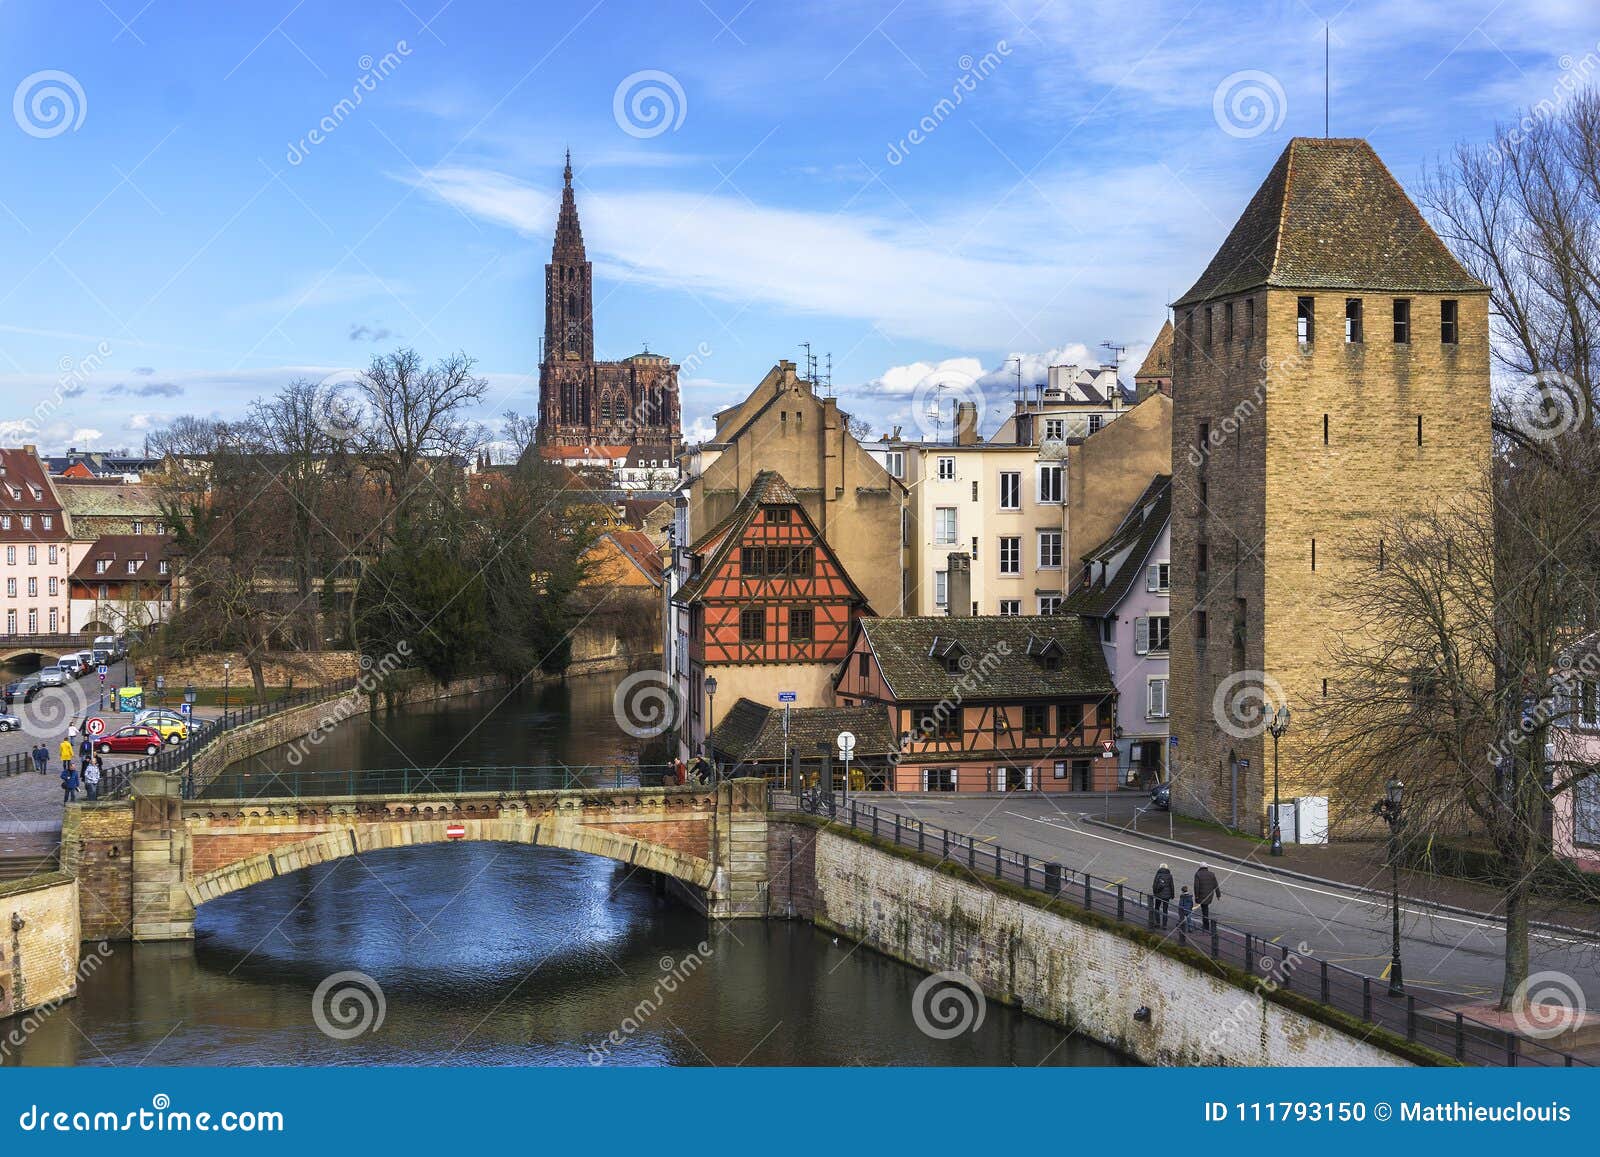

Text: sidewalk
xmin=1091 ymin=810 xmax=1600 ymax=936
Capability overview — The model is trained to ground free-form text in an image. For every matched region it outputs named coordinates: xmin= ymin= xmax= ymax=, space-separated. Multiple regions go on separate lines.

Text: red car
xmin=96 ymin=725 xmax=164 ymax=756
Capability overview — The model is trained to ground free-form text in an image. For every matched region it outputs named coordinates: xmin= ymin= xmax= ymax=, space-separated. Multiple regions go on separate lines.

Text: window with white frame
xmin=5 ymin=578 xmax=13 ymax=596
xmin=26 ymin=546 xmax=35 ymax=565
xmin=4 ymin=611 xmax=12 ymax=633
xmin=47 ymin=577 xmax=57 ymax=595
xmin=20 ymin=516 xmax=30 ymax=530
xmin=132 ymin=521 xmax=143 ymax=534
xmin=884 ymin=451 xmax=905 ymax=478
xmin=159 ymin=560 xmax=169 ymax=575
xmin=127 ymin=560 xmax=138 ymax=574
xmin=998 ymin=599 xmax=1021 ymax=616
xmin=1037 ymin=530 xmax=1062 ymax=569
xmin=40 ymin=515 xmax=51 ymax=530
xmin=1135 ymin=615 xmax=1172 ymax=654
xmin=26 ymin=609 xmax=36 ymax=633
xmin=937 ymin=456 xmax=956 ymax=480
xmin=1147 ymin=677 xmax=1169 ymax=719
xmin=934 ymin=507 xmax=957 ymax=544
xmin=95 ymin=560 xmax=108 ymax=574
xmin=1044 ymin=418 xmax=1065 ymax=440
xmin=923 ymin=767 xmax=957 ymax=792
xmin=48 ymin=546 xmax=57 ymax=564
xmin=26 ymin=578 xmax=36 ymax=596
xmin=998 ymin=536 xmax=1020 ymax=575
xmin=4 ymin=546 xmax=12 ymax=564
xmin=933 ymin=570 xmax=948 ymax=606
xmin=999 ymin=471 xmax=1020 ymax=511
xmin=1037 ymin=464 xmax=1062 ymax=503
xmin=48 ymin=608 xmax=57 ymax=632
xmin=1037 ymin=595 xmax=1062 ymax=614
xmin=1146 ymin=561 xmax=1170 ymax=593
xmin=1088 ymin=414 xmax=1104 ymax=434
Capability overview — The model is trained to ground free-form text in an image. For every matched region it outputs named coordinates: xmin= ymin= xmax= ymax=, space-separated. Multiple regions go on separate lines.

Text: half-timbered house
xmin=834 ymin=615 xmax=1119 ymax=792
xmin=674 ymin=471 xmax=874 ymax=755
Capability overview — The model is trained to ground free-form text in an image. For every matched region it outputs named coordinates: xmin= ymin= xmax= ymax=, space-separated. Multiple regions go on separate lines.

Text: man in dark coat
xmin=1194 ymin=863 xmax=1221 ymax=930
xmin=1150 ymin=863 xmax=1175 ymax=928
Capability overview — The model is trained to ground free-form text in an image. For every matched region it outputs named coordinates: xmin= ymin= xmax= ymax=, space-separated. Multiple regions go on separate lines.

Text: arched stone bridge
xmin=64 ymin=772 xmax=770 ymax=941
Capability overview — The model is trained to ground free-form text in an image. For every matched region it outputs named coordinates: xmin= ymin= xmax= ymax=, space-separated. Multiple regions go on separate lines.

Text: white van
xmin=55 ymin=655 xmax=84 ymax=677
xmin=93 ymin=635 xmax=119 ymax=654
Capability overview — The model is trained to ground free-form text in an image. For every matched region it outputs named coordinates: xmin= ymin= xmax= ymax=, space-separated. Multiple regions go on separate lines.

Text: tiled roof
xmin=70 ymin=534 xmax=174 ymax=581
xmin=0 ymin=449 xmax=67 ymax=542
xmin=857 ymin=614 xmax=1113 ymax=701
xmin=1174 ymin=138 xmax=1486 ymax=307
xmin=56 ymin=480 xmax=162 ymax=519
xmin=605 ymin=529 xmax=664 ymax=585
xmin=1062 ymin=476 xmax=1171 ymax=617
xmin=710 ymin=698 xmax=895 ymax=764
xmin=1135 ymin=320 xmax=1173 ymax=380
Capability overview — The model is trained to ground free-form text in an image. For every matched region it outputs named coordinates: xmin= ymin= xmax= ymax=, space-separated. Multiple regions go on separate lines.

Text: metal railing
xmin=79 ymin=679 xmax=363 ymax=799
xmin=773 ymin=793 xmax=1589 ymax=1069
xmin=197 ymin=763 xmax=680 ymax=799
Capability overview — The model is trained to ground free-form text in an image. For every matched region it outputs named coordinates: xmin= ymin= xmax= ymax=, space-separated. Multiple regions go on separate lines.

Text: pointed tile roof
xmin=1174 ymin=138 xmax=1485 ymax=307
xmin=1063 ymin=475 xmax=1171 ymax=617
xmin=853 ymin=615 xmax=1112 ymax=701
xmin=1134 ymin=320 xmax=1173 ymax=380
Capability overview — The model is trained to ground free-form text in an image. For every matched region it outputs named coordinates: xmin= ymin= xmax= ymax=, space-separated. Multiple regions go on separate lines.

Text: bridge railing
xmin=195 ymin=763 xmax=681 ymax=799
xmin=771 ymin=793 xmax=1589 ymax=1070
xmin=80 ymin=678 xmax=365 ymax=799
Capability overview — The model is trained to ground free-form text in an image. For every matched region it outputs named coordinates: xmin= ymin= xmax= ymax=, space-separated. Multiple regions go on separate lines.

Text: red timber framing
xmin=678 ymin=471 xmax=872 ymax=668
xmin=834 ymin=618 xmax=1120 ymax=793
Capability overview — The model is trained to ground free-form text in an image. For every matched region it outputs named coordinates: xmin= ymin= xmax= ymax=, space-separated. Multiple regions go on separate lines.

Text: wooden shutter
xmin=1134 ymin=616 xmax=1149 ymax=655
xmin=1146 ymin=563 xmax=1160 ymax=591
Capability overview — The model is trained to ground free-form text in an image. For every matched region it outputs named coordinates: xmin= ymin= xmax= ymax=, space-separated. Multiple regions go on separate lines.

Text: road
xmin=872 ymin=795 xmax=1600 ymax=1007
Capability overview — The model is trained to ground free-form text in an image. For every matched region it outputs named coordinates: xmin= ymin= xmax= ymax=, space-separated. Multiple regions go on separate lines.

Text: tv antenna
xmin=1101 ymin=341 xmax=1126 ymax=373
xmin=800 ymin=341 xmax=819 ymax=388
xmin=1324 ymin=22 xmax=1330 ymax=137
xmin=823 ymin=352 xmax=833 ymax=397
xmin=1008 ymin=356 xmax=1023 ymax=402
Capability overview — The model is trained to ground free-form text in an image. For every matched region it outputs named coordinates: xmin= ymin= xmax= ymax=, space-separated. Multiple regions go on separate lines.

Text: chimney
xmin=954 ymin=401 xmax=979 ymax=446
xmin=946 ymin=552 xmax=972 ymax=617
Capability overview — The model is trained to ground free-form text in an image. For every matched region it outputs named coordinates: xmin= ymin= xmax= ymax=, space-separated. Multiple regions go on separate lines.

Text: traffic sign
xmin=1101 ymin=740 xmax=1117 ymax=759
xmin=99 ymin=673 xmax=106 ymax=684
xmin=97 ymin=665 xmax=108 ymax=676
xmin=445 ymin=824 xmax=466 ymax=840
xmin=778 ymin=691 xmax=797 ymax=703
xmin=85 ymin=717 xmax=106 ymax=737
xmin=837 ymin=730 xmax=856 ymax=755
xmin=178 ymin=702 xmax=192 ymax=716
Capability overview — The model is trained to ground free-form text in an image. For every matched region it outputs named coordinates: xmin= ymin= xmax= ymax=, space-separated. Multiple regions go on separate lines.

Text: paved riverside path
xmin=869 ymin=795 xmax=1600 ymax=1006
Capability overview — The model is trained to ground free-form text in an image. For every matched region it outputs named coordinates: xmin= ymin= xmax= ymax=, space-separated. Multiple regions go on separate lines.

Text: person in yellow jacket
xmin=58 ymin=737 xmax=74 ymax=774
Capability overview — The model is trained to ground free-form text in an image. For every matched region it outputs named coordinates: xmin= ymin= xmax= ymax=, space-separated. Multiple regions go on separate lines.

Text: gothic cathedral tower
xmin=1167 ymin=138 xmax=1490 ymax=833
xmin=535 ymin=152 xmax=681 ymax=453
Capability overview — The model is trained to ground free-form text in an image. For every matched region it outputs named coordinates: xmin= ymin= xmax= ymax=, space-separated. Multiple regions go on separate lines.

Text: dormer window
xmin=127 ymin=560 xmax=138 ymax=574
xmin=95 ymin=559 xmax=108 ymax=574
xmin=40 ymin=515 xmax=51 ymax=530
xmin=929 ymin=636 xmax=970 ymax=674
xmin=1025 ymin=634 xmax=1064 ymax=671
xmin=20 ymin=516 xmax=30 ymax=530
xmin=132 ymin=521 xmax=143 ymax=534
xmin=159 ymin=560 xmax=169 ymax=575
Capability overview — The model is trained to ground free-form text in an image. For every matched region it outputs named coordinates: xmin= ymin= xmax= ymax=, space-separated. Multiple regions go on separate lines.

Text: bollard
xmin=1044 ymin=861 xmax=1062 ymax=895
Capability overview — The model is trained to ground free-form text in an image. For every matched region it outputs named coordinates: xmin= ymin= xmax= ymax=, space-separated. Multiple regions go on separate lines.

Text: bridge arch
xmin=185 ymin=813 xmax=720 ymax=910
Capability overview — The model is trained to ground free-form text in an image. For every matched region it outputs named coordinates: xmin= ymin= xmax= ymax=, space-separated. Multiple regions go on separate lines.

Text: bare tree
xmin=1312 ymin=425 xmax=1600 ymax=1009
xmin=358 ymin=348 xmax=488 ymax=517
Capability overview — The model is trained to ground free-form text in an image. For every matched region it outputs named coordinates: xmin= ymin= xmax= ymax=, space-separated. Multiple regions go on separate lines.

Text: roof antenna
xmin=1008 ymin=356 xmax=1023 ymax=401
xmin=1324 ymin=23 xmax=1330 ymax=138
xmin=823 ymin=352 xmax=833 ymax=398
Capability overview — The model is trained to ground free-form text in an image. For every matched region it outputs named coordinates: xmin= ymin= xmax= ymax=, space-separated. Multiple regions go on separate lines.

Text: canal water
xmin=5 ymin=672 xmax=1129 ymax=1067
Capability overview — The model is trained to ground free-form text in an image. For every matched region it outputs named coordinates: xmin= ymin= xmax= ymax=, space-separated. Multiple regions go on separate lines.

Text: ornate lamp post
xmin=1267 ymin=704 xmax=1291 ymax=856
xmin=704 ymin=675 xmax=717 ymax=783
xmin=1372 ymin=776 xmax=1405 ymax=996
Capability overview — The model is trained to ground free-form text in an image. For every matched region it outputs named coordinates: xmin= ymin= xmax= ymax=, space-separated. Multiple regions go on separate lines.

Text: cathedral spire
xmin=552 ymin=149 xmax=585 ymax=262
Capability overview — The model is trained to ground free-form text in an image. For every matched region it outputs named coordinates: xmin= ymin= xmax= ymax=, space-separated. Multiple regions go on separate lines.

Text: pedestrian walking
xmin=79 ymin=736 xmax=93 ymax=766
xmin=1149 ymin=862 xmax=1175 ymax=929
xmin=1194 ymin=863 xmax=1221 ymax=931
xmin=1177 ymin=885 xmax=1195 ymax=932
xmin=82 ymin=758 xmax=101 ymax=802
xmin=58 ymin=737 xmax=74 ymax=776
xmin=673 ymin=757 xmax=687 ymax=787
xmin=60 ymin=764 xmax=79 ymax=803
xmin=31 ymin=742 xmax=48 ymax=774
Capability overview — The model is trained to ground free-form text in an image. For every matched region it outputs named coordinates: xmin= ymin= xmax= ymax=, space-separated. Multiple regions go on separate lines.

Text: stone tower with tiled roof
xmin=1134 ymin=319 xmax=1173 ymax=400
xmin=535 ymin=152 xmax=681 ymax=454
xmin=1167 ymin=137 xmax=1491 ymax=833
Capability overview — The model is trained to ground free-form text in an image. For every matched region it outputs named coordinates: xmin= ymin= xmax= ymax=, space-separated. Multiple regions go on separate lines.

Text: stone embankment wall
xmin=0 ymin=874 xmax=80 ymax=1020
xmin=767 ymin=818 xmax=1424 ymax=1068
xmin=150 ymin=650 xmax=360 ymax=686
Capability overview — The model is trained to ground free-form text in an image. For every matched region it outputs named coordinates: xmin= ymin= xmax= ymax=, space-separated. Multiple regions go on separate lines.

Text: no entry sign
xmin=445 ymin=823 xmax=466 ymax=840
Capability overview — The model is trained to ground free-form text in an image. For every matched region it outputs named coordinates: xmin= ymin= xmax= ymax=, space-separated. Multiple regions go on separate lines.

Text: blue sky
xmin=1 ymin=0 xmax=1597 ymax=451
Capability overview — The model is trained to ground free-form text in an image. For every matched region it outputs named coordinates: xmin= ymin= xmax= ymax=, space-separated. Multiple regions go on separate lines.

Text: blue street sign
xmin=179 ymin=702 xmax=192 ymax=716
xmin=97 ymin=664 xmax=108 ymax=675
xmin=778 ymin=691 xmax=797 ymax=703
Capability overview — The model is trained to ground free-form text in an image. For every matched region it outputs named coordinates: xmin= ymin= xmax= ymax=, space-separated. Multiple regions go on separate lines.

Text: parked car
xmin=95 ymin=725 xmax=165 ymax=756
xmin=0 ymin=712 xmax=19 ymax=732
xmin=72 ymin=650 xmax=97 ymax=674
xmin=1149 ymin=782 xmax=1171 ymax=811
xmin=130 ymin=710 xmax=188 ymax=744
xmin=91 ymin=648 xmax=113 ymax=667
xmin=3 ymin=678 xmax=42 ymax=705
xmin=54 ymin=655 xmax=84 ymax=678
xmin=35 ymin=668 xmax=68 ymax=688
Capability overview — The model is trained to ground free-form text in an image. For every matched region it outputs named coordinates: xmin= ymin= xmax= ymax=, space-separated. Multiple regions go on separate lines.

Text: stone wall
xmin=780 ymin=819 xmax=1419 ymax=1067
xmin=60 ymin=805 xmax=133 ymax=941
xmin=151 ymin=650 xmax=360 ymax=687
xmin=0 ymin=873 xmax=80 ymax=1019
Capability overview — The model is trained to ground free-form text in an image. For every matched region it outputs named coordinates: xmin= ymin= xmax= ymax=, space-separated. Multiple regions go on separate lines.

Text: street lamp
xmin=1372 ymin=776 xmax=1405 ymax=996
xmin=703 ymin=675 xmax=717 ymax=783
xmin=1267 ymin=704 xmax=1290 ymax=856
xmin=222 ymin=659 xmax=231 ymax=714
